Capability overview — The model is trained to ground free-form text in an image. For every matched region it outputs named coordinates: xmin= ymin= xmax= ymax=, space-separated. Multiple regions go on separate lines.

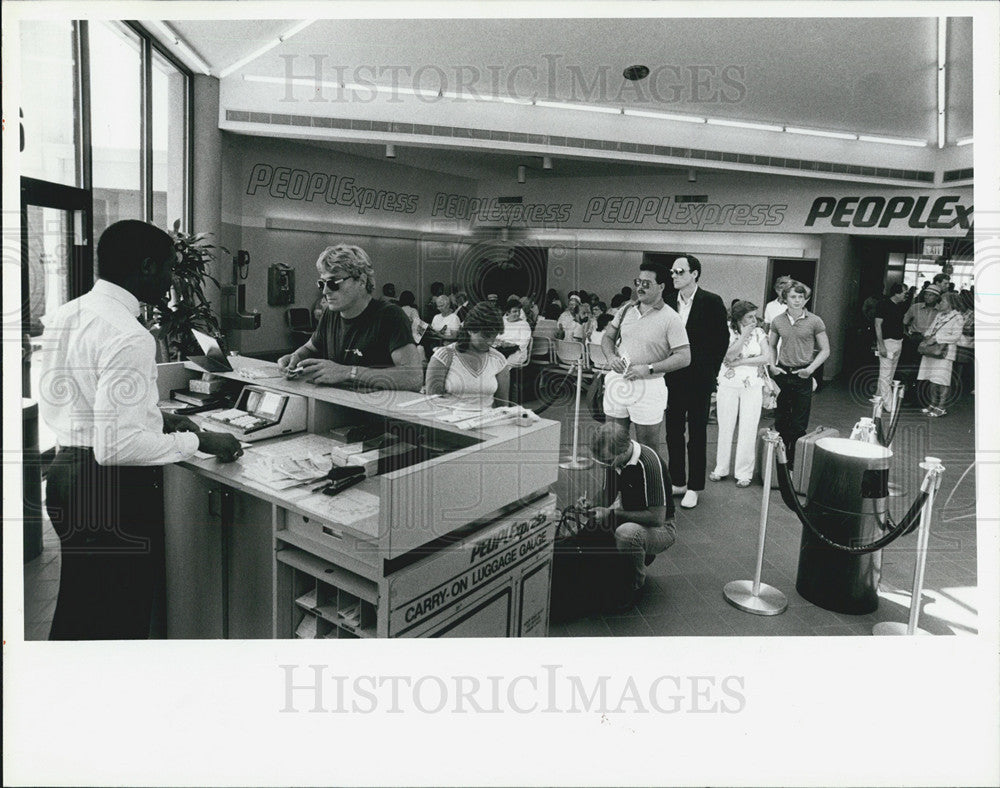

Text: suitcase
xmin=792 ymin=425 xmax=840 ymax=495
xmin=755 ymin=427 xmax=781 ymax=489
xmin=549 ymin=510 xmax=633 ymax=622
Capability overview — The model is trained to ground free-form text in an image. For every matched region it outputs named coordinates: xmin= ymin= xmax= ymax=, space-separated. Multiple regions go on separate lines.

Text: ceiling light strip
xmin=857 ymin=135 xmax=929 ymax=148
xmin=534 ymin=100 xmax=621 ymax=114
xmin=623 ymin=108 xmax=705 ymax=123
xmin=706 ymin=118 xmax=783 ymax=132
xmin=937 ymin=16 xmax=947 ymax=149
xmin=241 ymin=73 xmax=931 ymax=146
xmin=784 ymin=126 xmax=857 ymax=140
xmin=219 ymin=20 xmax=314 ymax=79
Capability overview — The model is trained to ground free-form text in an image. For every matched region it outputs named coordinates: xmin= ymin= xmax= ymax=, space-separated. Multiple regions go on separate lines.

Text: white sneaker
xmin=671 ymin=485 xmax=688 ymax=496
xmin=680 ymin=490 xmax=699 ymax=509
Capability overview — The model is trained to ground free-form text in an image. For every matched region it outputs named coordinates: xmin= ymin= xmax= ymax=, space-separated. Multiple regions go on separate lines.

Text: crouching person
xmin=588 ymin=422 xmax=677 ymax=609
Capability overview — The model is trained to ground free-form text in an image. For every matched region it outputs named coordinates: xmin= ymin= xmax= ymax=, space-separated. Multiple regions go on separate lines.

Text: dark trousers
xmin=773 ymin=370 xmax=813 ymax=467
xmin=665 ymin=382 xmax=712 ymax=491
xmin=45 ymin=448 xmax=163 ymax=640
xmin=896 ymin=335 xmax=931 ymax=404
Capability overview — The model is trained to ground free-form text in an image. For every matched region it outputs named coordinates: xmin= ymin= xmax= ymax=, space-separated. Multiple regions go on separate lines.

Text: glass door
xmin=21 ymin=178 xmax=92 ymax=455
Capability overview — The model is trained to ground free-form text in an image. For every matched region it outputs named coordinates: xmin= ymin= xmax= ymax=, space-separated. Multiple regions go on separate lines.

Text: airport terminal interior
xmin=17 ymin=16 xmax=979 ymax=640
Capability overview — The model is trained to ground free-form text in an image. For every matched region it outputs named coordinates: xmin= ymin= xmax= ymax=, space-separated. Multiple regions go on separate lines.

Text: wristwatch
xmin=349 ymin=365 xmax=358 ymax=381
xmin=648 ymin=364 xmax=654 ymax=376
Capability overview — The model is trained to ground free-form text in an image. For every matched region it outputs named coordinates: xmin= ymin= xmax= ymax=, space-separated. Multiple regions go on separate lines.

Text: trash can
xmin=23 ymin=398 xmax=44 ymax=562
xmin=795 ymin=437 xmax=892 ymax=614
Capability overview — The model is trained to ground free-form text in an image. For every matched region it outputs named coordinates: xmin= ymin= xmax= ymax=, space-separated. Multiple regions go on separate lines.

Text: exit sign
xmin=923 ymin=238 xmax=945 ymax=257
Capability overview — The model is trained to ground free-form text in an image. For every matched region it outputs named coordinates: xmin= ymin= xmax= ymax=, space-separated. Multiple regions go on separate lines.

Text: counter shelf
xmin=158 ymin=360 xmax=561 ymax=639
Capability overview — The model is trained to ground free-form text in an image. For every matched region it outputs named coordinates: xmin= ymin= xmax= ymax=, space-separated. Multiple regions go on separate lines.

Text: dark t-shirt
xmin=875 ymin=297 xmax=906 ymax=340
xmin=309 ymin=298 xmax=414 ymax=367
xmin=605 ymin=443 xmax=676 ymax=521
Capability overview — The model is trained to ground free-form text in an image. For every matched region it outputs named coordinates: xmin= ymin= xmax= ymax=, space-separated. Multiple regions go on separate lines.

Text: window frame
xmin=126 ymin=20 xmax=194 ymax=231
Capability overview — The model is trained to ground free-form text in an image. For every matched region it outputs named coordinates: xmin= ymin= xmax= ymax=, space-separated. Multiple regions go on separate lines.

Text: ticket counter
xmin=157 ymin=358 xmax=561 ymax=639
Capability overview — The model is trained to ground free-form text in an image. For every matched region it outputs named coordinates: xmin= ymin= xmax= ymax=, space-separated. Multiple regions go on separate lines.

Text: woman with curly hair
xmin=425 ymin=302 xmax=510 ymax=409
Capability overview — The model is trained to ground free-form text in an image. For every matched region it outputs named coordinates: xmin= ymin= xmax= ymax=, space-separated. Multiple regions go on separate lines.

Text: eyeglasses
xmin=316 ymin=277 xmax=351 ymax=292
xmin=670 ymin=268 xmax=690 ymax=276
xmin=633 ymin=278 xmax=658 ymax=289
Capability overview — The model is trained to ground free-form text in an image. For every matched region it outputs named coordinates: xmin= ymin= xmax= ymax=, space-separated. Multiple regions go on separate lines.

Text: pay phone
xmin=268 ymin=263 xmax=295 ymax=306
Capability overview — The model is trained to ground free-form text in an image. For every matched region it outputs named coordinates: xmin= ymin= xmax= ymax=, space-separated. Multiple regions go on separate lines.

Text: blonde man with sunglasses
xmin=277 ymin=245 xmax=423 ymax=390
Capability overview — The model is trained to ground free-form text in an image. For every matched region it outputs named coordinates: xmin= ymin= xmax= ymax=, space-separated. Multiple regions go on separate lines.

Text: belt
xmin=56 ymin=445 xmax=94 ymax=457
xmin=777 ymin=364 xmax=809 ymax=374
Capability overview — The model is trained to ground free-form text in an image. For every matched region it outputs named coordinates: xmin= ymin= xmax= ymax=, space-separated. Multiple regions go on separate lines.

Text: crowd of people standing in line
xmin=44 ymin=221 xmax=973 ymax=635
xmin=865 ymin=273 xmax=975 ymax=417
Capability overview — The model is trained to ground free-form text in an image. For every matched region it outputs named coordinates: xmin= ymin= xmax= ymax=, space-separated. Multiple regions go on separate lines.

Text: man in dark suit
xmin=664 ymin=254 xmax=729 ymax=509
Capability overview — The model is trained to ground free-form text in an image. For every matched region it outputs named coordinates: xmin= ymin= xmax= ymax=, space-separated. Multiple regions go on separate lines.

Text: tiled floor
xmin=22 ymin=379 xmax=978 ymax=639
xmin=542 ymin=378 xmax=979 ymax=638
xmin=23 ymin=518 xmax=60 ymax=641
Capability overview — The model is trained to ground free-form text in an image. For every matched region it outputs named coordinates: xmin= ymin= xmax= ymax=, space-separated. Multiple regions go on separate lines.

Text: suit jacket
xmin=664 ymin=286 xmax=730 ymax=392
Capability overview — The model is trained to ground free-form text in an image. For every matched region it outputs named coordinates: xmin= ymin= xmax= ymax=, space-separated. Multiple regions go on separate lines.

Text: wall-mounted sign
xmin=923 ymin=237 xmax=945 ymax=256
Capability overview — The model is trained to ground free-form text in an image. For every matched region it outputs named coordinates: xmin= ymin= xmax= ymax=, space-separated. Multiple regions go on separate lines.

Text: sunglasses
xmin=670 ymin=268 xmax=690 ymax=276
xmin=316 ymin=276 xmax=351 ymax=292
xmin=633 ymin=278 xmax=658 ymax=289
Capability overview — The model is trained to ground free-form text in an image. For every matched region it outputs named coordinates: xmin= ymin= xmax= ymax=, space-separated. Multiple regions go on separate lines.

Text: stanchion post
xmin=883 ymin=381 xmax=905 ymax=496
xmin=870 ymin=394 xmax=883 ymax=422
xmin=723 ymin=430 xmax=788 ymax=616
xmin=559 ymin=360 xmax=593 ymax=470
xmin=873 ymin=456 xmax=944 ymax=636
xmin=890 ymin=380 xmax=904 ymax=419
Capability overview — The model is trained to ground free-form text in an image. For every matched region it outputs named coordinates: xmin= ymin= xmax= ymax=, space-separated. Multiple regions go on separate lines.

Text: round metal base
xmin=887 ymin=481 xmax=904 ymax=497
xmin=559 ymin=457 xmax=594 ymax=470
xmin=872 ymin=621 xmax=930 ymax=636
xmin=723 ymin=580 xmax=788 ymax=616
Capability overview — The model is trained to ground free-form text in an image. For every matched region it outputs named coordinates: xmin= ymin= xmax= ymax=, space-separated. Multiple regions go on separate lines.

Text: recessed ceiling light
xmin=623 ymin=65 xmax=650 ymax=81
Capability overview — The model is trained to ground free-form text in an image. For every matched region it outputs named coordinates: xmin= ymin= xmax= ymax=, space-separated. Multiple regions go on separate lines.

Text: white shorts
xmin=602 ymin=371 xmax=668 ymax=426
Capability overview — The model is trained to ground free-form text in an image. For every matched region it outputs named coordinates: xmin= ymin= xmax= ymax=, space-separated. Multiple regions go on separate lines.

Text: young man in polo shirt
xmin=767 ymin=281 xmax=830 ymax=468
xmin=587 ymin=422 xmax=677 ymax=608
xmin=600 ymin=261 xmax=691 ymax=456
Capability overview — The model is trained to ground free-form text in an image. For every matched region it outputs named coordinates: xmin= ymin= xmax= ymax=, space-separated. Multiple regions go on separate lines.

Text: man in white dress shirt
xmin=763 ymin=275 xmax=793 ymax=332
xmin=38 ymin=220 xmax=242 ymax=639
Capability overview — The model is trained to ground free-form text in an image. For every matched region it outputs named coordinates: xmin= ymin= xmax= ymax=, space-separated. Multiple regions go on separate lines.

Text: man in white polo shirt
xmin=600 ymin=260 xmax=691 ymax=455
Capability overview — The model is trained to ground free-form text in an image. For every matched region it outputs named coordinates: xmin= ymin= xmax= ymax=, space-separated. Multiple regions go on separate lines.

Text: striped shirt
xmin=606 ymin=441 xmax=675 ymax=521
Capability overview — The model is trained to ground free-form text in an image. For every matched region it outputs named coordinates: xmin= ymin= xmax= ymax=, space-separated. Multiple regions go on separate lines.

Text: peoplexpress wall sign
xmin=464 ymin=179 xmax=973 ymax=236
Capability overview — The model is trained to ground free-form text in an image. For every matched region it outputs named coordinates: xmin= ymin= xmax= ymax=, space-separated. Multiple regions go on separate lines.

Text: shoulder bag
xmin=587 ymin=302 xmax=634 ymax=422
xmin=917 ymin=314 xmax=950 ymax=358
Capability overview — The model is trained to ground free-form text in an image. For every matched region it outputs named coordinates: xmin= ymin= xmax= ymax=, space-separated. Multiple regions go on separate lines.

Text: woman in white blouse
xmin=710 ymin=300 xmax=773 ymax=487
xmin=917 ymin=290 xmax=966 ymax=417
xmin=425 ymin=303 xmax=510 ymax=409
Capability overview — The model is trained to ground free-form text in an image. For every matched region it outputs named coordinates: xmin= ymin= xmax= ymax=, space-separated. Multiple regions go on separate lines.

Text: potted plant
xmin=150 ymin=219 xmax=227 ymax=361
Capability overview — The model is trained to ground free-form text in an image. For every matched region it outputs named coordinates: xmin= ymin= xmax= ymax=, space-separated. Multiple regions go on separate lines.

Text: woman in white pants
xmin=710 ymin=301 xmax=773 ymax=487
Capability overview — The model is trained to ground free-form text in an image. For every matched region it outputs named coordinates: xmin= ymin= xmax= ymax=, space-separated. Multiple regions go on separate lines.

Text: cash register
xmin=205 ymin=385 xmax=307 ymax=441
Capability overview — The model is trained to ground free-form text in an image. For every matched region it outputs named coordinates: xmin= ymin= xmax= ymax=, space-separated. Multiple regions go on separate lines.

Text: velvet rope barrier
xmin=774 ymin=439 xmax=930 ymax=555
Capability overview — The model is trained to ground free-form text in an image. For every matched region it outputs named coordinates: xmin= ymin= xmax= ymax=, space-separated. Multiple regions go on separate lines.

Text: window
xmin=152 ymin=48 xmax=189 ymax=230
xmin=19 ymin=21 xmax=81 ymax=187
xmin=903 ymin=256 xmax=974 ymax=291
xmin=90 ymin=22 xmax=143 ymax=242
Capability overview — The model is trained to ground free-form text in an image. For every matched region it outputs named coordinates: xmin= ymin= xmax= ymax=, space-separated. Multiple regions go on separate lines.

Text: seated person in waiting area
xmin=585 ymin=422 xmax=677 ymax=608
xmin=277 ymin=244 xmax=423 ymax=391
xmin=429 ymin=294 xmax=461 ymax=342
xmin=496 ymin=296 xmax=532 ymax=364
xmin=425 ymin=303 xmax=510 ymax=409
